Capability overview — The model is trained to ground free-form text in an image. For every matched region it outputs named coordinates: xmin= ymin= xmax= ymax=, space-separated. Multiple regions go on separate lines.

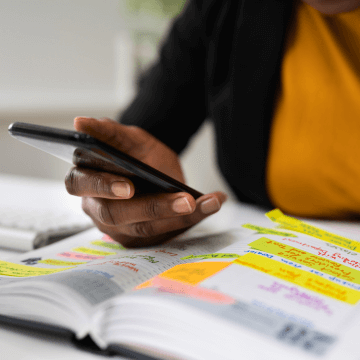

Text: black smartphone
xmin=8 ymin=122 xmax=203 ymax=199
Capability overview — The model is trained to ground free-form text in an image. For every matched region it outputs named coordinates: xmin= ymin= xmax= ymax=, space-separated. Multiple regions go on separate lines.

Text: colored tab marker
xmin=181 ymin=253 xmax=240 ymax=260
xmin=72 ymin=247 xmax=116 ymax=256
xmin=266 ymin=209 xmax=360 ymax=252
xmin=91 ymin=240 xmax=125 ymax=250
xmin=249 ymin=238 xmax=360 ymax=284
xmin=242 ymin=224 xmax=297 ymax=237
xmin=39 ymin=259 xmax=87 ymax=266
xmin=0 ymin=261 xmax=73 ymax=277
xmin=102 ymin=234 xmax=117 ymax=243
xmin=58 ymin=251 xmax=104 ymax=260
xmin=136 ymin=276 xmax=235 ymax=304
xmin=159 ymin=262 xmax=231 ymax=286
xmin=234 ymin=254 xmax=360 ymax=304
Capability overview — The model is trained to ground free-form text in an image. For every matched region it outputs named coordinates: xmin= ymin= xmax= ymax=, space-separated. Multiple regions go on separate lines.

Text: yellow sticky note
xmin=242 ymin=223 xmax=297 ymax=237
xmin=0 ymin=261 xmax=73 ymax=277
xmin=72 ymin=247 xmax=116 ymax=256
xmin=38 ymin=259 xmax=87 ymax=266
xmin=234 ymin=254 xmax=360 ymax=304
xmin=159 ymin=262 xmax=231 ymax=286
xmin=266 ymin=209 xmax=360 ymax=252
xmin=91 ymin=240 xmax=125 ymax=250
xmin=181 ymin=253 xmax=240 ymax=260
xmin=250 ymin=238 xmax=360 ymax=284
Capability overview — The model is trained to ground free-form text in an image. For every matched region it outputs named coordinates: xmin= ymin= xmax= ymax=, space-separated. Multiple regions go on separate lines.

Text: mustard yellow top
xmin=267 ymin=2 xmax=360 ymax=218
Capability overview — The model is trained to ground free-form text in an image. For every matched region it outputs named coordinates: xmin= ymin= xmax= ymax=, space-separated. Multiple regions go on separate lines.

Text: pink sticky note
xmin=137 ymin=276 xmax=235 ymax=305
xmin=102 ymin=234 xmax=117 ymax=243
xmin=58 ymin=251 xmax=104 ymax=260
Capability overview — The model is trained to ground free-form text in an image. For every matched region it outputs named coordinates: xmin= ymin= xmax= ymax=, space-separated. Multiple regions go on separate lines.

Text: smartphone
xmin=8 ymin=122 xmax=203 ymax=199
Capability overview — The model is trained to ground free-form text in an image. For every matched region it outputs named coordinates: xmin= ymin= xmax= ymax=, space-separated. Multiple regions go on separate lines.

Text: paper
xmin=7 ymin=228 xmax=239 ymax=296
xmin=249 ymin=238 xmax=360 ymax=284
xmin=0 ymin=260 xmax=73 ymax=277
xmin=266 ymin=209 xmax=360 ymax=251
xmin=181 ymin=253 xmax=240 ymax=260
xmin=72 ymin=247 xmax=116 ymax=256
xmin=91 ymin=240 xmax=126 ymax=250
xmin=234 ymin=254 xmax=360 ymax=304
xmin=58 ymin=251 xmax=105 ymax=260
xmin=38 ymin=259 xmax=87 ymax=266
xmin=158 ymin=262 xmax=232 ymax=286
xmin=242 ymin=223 xmax=297 ymax=237
xmin=136 ymin=276 xmax=235 ymax=304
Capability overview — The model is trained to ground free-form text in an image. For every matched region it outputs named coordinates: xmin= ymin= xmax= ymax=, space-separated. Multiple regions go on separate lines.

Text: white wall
xmin=0 ymin=0 xmax=133 ymax=179
xmin=0 ymin=0 xmax=233 ymax=198
xmin=0 ymin=0 xmax=126 ymax=111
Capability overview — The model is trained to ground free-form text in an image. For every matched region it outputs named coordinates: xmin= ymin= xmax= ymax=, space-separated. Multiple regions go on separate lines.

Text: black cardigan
xmin=120 ymin=0 xmax=295 ymax=207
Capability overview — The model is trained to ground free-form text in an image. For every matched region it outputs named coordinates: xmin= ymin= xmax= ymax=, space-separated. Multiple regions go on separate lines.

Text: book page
xmin=102 ymin=212 xmax=360 ymax=358
xmin=0 ymin=227 xmax=241 ymax=337
xmin=0 ymin=227 xmax=240 ymax=308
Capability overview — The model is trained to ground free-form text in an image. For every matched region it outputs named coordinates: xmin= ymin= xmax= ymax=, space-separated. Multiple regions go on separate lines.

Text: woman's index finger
xmin=73 ymin=117 xmax=157 ymax=160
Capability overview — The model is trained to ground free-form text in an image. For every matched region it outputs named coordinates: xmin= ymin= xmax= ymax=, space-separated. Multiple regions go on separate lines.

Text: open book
xmin=1 ymin=208 xmax=360 ymax=360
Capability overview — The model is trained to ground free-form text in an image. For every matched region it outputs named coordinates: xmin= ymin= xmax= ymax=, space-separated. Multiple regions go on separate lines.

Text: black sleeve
xmin=118 ymin=0 xmax=208 ymax=154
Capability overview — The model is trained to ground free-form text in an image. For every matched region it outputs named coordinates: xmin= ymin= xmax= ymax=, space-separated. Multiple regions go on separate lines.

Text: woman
xmin=65 ymin=0 xmax=360 ymax=246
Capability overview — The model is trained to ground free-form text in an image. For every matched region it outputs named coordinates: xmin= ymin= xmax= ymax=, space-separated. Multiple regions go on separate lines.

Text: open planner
xmin=0 ymin=208 xmax=360 ymax=360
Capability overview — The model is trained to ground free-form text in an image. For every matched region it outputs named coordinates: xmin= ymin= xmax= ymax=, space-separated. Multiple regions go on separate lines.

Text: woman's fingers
xmin=65 ymin=167 xmax=135 ymax=199
xmin=73 ymin=117 xmax=160 ymax=161
xmin=82 ymin=192 xmax=227 ymax=247
xmin=122 ymin=193 xmax=227 ymax=237
xmin=81 ymin=192 xmax=197 ymax=226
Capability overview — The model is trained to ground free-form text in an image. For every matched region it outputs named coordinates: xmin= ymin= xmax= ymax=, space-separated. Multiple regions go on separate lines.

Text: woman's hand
xmin=65 ymin=117 xmax=227 ymax=247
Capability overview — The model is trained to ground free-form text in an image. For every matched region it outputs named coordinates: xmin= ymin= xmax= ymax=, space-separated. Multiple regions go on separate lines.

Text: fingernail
xmin=200 ymin=197 xmax=221 ymax=214
xmin=172 ymin=197 xmax=192 ymax=214
xmin=111 ymin=181 xmax=131 ymax=197
xmin=74 ymin=116 xmax=87 ymax=122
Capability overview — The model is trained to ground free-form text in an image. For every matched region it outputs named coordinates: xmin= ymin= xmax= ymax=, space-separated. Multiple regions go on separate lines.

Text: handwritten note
xmin=72 ymin=247 xmax=116 ymax=256
xmin=242 ymin=224 xmax=297 ymax=237
xmin=249 ymin=238 xmax=360 ymax=284
xmin=91 ymin=240 xmax=126 ymax=251
xmin=93 ymin=260 xmax=139 ymax=272
xmin=136 ymin=276 xmax=235 ymax=304
xmin=159 ymin=262 xmax=231 ymax=286
xmin=38 ymin=259 xmax=86 ymax=266
xmin=181 ymin=253 xmax=240 ymax=260
xmin=0 ymin=261 xmax=73 ymax=277
xmin=58 ymin=251 xmax=104 ymax=260
xmin=258 ymin=281 xmax=333 ymax=316
xmin=266 ymin=209 xmax=360 ymax=251
xmin=234 ymin=254 xmax=360 ymax=304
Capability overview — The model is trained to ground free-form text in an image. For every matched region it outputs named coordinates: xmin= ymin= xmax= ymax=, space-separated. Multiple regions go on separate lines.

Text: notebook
xmin=0 ymin=208 xmax=360 ymax=359
xmin=0 ymin=174 xmax=93 ymax=251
